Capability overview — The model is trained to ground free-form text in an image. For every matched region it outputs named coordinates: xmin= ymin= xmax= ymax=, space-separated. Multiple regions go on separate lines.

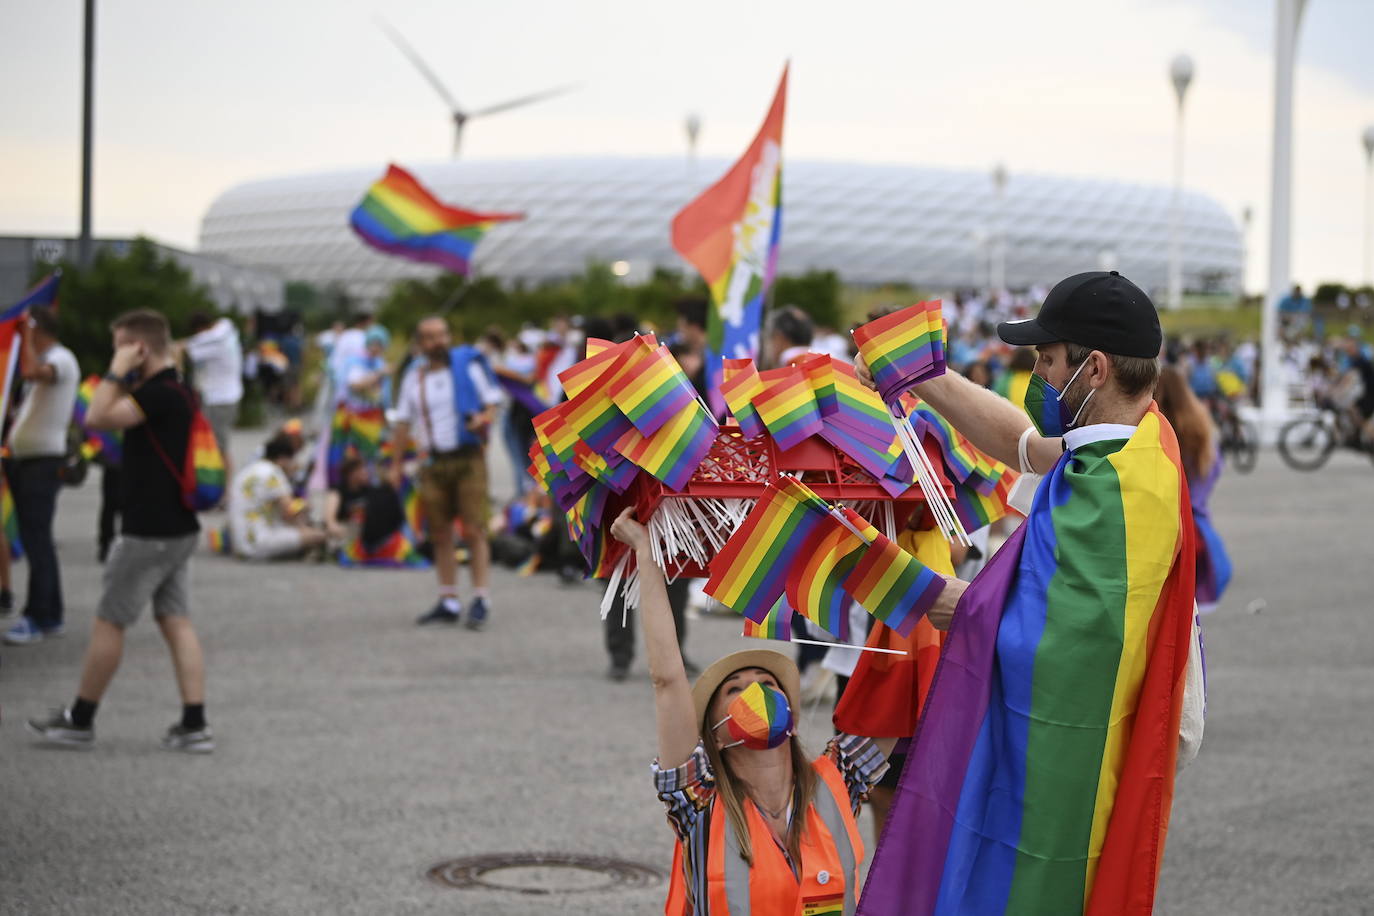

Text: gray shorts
xmin=97 ymin=534 xmax=198 ymax=628
xmin=202 ymin=402 xmax=237 ymax=460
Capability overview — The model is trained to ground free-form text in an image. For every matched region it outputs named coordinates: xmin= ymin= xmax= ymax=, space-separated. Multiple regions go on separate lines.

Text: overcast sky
xmin=3 ymin=0 xmax=1372 ymax=292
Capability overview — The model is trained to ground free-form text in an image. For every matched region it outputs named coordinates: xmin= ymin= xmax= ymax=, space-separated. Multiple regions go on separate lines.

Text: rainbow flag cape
xmin=670 ymin=65 xmax=787 ymax=412
xmin=852 ymin=300 xmax=946 ymax=405
xmin=857 ymin=406 xmax=1197 ymax=916
xmin=349 ymin=164 xmax=522 ymax=275
xmin=704 ymin=477 xmax=827 ymax=623
xmin=73 ymin=375 xmax=123 ymax=464
xmin=326 ymin=404 xmax=386 ymax=487
xmin=743 ymin=596 xmax=793 ymax=641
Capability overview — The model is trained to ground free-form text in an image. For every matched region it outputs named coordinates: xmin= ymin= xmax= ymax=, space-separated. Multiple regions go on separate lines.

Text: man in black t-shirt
xmin=28 ymin=309 xmax=213 ymax=753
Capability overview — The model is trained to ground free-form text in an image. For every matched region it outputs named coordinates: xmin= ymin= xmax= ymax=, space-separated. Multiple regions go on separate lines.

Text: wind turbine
xmin=377 ymin=18 xmax=577 ymax=158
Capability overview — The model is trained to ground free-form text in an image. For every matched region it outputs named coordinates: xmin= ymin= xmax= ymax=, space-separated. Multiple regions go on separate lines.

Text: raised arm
xmin=87 ymin=343 xmax=149 ymax=431
xmin=609 ymin=508 xmax=699 ymax=769
xmin=17 ymin=320 xmax=55 ymax=383
xmin=856 ymin=355 xmax=1062 ymax=475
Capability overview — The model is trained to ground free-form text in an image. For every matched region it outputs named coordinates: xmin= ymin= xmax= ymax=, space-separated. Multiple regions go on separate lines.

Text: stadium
xmin=200 ymin=157 xmax=1244 ymax=307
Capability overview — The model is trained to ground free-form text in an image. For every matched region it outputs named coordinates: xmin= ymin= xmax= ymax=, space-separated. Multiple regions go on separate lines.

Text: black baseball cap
xmin=997 ymin=271 xmax=1162 ymax=359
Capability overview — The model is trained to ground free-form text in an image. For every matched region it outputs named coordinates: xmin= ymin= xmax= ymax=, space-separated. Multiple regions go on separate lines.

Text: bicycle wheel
xmin=1277 ymin=417 xmax=1334 ymax=471
xmin=1229 ymin=421 xmax=1259 ymax=473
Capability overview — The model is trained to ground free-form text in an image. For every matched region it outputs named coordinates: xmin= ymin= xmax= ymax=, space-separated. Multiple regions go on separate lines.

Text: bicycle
xmin=1277 ymin=403 xmax=1374 ymax=471
xmin=1207 ymin=397 xmax=1259 ymax=474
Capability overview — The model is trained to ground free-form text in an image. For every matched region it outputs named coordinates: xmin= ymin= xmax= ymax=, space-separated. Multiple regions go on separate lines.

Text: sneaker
xmin=39 ymin=623 xmax=64 ymax=639
xmin=161 ymin=723 xmax=215 ymax=754
xmin=465 ymin=598 xmax=489 ymax=631
xmin=4 ymin=617 xmax=44 ymax=645
xmin=0 ymin=588 xmax=13 ymax=615
xmin=27 ymin=707 xmax=95 ymax=748
xmin=416 ymin=602 xmax=461 ymax=626
xmin=607 ymin=662 xmax=630 ymax=682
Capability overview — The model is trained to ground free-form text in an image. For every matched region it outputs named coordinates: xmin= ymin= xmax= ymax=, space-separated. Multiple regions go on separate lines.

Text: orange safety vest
xmin=664 ymin=755 xmax=865 ymax=916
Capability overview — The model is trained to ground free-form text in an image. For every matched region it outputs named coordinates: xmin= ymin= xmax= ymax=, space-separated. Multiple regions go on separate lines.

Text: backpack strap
xmin=141 ymin=379 xmax=198 ymax=503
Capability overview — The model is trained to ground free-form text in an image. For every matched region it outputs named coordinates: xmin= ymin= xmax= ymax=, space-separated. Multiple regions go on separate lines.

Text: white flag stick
xmin=789 ymin=637 xmax=908 ymax=656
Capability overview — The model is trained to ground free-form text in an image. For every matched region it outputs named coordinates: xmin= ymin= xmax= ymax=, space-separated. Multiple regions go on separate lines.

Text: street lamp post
xmin=1240 ymin=205 xmax=1253 ymax=299
xmin=78 ymin=0 xmax=96 ymax=269
xmin=1261 ymin=0 xmax=1308 ymax=430
xmin=1168 ymin=54 xmax=1194 ymax=311
xmin=991 ymin=163 xmax=1008 ymax=295
xmin=1362 ymin=126 xmax=1374 ymax=287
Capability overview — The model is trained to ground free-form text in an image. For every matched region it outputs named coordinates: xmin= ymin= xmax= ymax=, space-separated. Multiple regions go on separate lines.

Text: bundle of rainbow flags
xmin=526 ymin=337 xmax=1018 ymax=615
xmin=705 ymin=476 xmax=947 ymax=643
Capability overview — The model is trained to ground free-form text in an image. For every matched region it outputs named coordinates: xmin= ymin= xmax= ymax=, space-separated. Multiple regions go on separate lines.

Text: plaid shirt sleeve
xmin=652 ymin=743 xmax=716 ymax=843
xmin=826 ymin=734 xmax=891 ymax=815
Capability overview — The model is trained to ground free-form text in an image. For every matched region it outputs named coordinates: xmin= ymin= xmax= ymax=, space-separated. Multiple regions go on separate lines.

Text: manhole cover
xmin=426 ymin=852 xmax=664 ymax=895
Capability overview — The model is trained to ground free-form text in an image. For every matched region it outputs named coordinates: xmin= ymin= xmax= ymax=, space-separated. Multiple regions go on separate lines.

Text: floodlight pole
xmin=991 ymin=163 xmax=1008 ymax=295
xmin=1168 ymin=54 xmax=1193 ymax=311
xmin=1362 ymin=126 xmax=1374 ymax=287
xmin=1261 ymin=0 xmax=1307 ymax=429
xmin=78 ymin=0 xmax=96 ymax=268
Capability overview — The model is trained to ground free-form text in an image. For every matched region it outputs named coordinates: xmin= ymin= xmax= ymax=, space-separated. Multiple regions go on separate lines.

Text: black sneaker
xmin=0 ymin=588 xmax=12 ymax=616
xmin=465 ymin=598 xmax=489 ymax=631
xmin=27 ymin=707 xmax=95 ymax=748
xmin=416 ymin=602 xmax=461 ymax=626
xmin=607 ymin=662 xmax=630 ymax=682
xmin=161 ymin=723 xmax=215 ymax=754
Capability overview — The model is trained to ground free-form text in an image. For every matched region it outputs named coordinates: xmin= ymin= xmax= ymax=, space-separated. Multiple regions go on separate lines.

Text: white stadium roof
xmin=199 ymin=157 xmax=1242 ymax=307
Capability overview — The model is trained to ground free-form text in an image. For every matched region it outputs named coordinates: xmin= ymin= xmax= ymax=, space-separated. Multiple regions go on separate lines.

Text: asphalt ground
xmin=2 ymin=435 xmax=1372 ymax=915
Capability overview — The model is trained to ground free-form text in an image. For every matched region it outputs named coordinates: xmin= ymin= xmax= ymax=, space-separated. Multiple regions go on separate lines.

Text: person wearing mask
xmin=853 ymin=271 xmax=1204 ymax=914
xmin=3 ymin=306 xmax=80 ymax=645
xmin=609 ymin=507 xmax=895 ymax=916
xmin=182 ymin=311 xmax=243 ymax=487
xmin=28 ymin=310 xmax=213 ymax=752
xmin=390 ymin=316 xmax=503 ymax=629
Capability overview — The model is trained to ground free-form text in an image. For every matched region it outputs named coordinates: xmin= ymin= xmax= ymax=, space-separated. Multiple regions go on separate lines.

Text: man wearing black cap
xmin=852 ymin=271 xmax=1205 ymax=915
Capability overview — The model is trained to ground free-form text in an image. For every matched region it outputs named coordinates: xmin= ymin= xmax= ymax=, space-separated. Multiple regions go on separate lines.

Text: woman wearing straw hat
xmin=610 ymin=508 xmax=895 ymax=916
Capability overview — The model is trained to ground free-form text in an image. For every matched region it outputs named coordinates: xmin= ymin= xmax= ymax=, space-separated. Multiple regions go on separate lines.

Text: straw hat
xmin=691 ymin=649 xmax=801 ymax=730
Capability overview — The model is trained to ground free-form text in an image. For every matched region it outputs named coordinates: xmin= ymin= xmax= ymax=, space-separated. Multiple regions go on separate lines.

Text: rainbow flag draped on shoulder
xmin=858 ymin=406 xmax=1197 ymax=916
xmin=671 ymin=65 xmax=787 ymax=414
xmin=349 ymin=164 xmax=522 ymax=275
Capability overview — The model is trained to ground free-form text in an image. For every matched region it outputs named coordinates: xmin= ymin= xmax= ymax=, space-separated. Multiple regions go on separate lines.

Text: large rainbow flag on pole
xmin=670 ymin=64 xmax=787 ymax=414
xmin=349 ymin=164 xmax=522 ymax=275
xmin=856 ymin=406 xmax=1197 ymax=916
xmin=0 ymin=271 xmax=61 ymax=424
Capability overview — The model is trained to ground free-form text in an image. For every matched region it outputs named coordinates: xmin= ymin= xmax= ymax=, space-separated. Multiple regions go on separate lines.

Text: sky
xmin=2 ymin=0 xmax=1372 ymax=293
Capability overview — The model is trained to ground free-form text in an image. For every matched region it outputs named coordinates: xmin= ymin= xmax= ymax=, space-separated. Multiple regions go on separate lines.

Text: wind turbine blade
xmin=467 ymin=83 xmax=580 ymax=119
xmin=375 ymin=17 xmax=463 ymax=114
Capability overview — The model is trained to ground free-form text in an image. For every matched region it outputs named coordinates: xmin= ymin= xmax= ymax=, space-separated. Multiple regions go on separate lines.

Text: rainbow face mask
xmin=713 ymin=682 xmax=794 ymax=751
xmin=1022 ymin=360 xmax=1095 ymax=438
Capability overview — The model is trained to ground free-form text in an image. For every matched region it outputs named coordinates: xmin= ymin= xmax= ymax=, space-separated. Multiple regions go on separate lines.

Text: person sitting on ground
xmin=323 ymin=456 xmax=371 ymax=543
xmin=227 ymin=434 xmax=326 ymax=561
xmin=608 ymin=507 xmax=895 ymax=915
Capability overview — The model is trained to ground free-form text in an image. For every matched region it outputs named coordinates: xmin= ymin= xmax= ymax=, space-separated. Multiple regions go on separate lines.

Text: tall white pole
xmin=1168 ymin=55 xmax=1194 ymax=311
xmin=991 ymin=163 xmax=1008 ymax=295
xmin=1262 ymin=0 xmax=1306 ymax=427
xmin=1362 ymin=126 xmax=1374 ymax=287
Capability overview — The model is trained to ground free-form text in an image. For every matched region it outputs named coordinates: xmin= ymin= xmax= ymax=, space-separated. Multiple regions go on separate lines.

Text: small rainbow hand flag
xmin=754 ymin=366 xmax=824 ymax=451
xmin=705 ymin=477 xmax=828 ymax=623
xmin=612 ymin=399 xmax=717 ymax=492
xmin=798 ymin=354 xmax=839 ymax=416
xmin=852 ymin=300 xmax=947 ymax=405
xmin=609 ymin=343 xmax=699 ymax=437
xmin=349 ymin=164 xmax=521 ymax=275
xmin=785 ymin=513 xmax=865 ymax=641
xmin=721 ymin=359 xmax=769 ymax=439
xmin=743 ymin=596 xmax=793 ymax=641
xmin=843 ymin=523 xmax=947 ymax=638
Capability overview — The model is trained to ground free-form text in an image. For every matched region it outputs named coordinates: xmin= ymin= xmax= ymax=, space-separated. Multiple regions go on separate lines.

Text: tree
xmin=34 ymin=237 xmax=218 ymax=376
xmin=774 ymin=270 xmax=842 ymax=331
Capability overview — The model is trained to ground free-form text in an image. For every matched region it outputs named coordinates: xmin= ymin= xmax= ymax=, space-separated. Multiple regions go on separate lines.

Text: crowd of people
xmin=3 ymin=269 xmax=1370 ymax=914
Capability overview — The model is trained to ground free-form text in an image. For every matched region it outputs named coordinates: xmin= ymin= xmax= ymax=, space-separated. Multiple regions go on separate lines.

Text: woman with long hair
xmin=1156 ymin=365 xmax=1232 ymax=610
xmin=609 ymin=508 xmax=894 ymax=915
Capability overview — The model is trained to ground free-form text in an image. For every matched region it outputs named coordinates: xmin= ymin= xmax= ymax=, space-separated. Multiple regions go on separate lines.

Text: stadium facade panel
xmin=200 ymin=157 xmax=1242 ymax=307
